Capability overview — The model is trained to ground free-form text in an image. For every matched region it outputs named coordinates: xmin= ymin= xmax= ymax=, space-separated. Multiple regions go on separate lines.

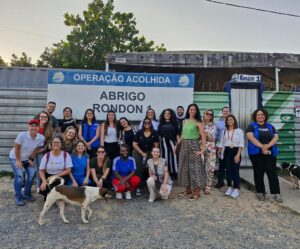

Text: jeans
xmin=10 ymin=158 xmax=36 ymax=199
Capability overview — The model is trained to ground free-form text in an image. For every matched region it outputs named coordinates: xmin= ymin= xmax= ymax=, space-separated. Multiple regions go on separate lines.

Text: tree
xmin=0 ymin=56 xmax=7 ymax=66
xmin=38 ymin=0 xmax=166 ymax=69
xmin=10 ymin=52 xmax=34 ymax=67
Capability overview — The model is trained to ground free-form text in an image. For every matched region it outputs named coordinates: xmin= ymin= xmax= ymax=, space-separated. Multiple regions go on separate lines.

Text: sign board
xmin=231 ymin=74 xmax=261 ymax=83
xmin=48 ymin=70 xmax=194 ymax=120
xmin=296 ymin=106 xmax=300 ymax=118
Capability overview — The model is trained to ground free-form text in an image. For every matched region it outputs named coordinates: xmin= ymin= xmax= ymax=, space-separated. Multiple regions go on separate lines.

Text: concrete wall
xmin=0 ymin=67 xmax=48 ymax=171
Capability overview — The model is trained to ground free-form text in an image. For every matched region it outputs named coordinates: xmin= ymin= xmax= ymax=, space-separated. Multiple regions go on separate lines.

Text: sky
xmin=0 ymin=0 xmax=300 ymax=63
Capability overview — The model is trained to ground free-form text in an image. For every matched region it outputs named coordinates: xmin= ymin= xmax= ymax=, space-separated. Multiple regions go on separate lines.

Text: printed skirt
xmin=178 ymin=139 xmax=206 ymax=188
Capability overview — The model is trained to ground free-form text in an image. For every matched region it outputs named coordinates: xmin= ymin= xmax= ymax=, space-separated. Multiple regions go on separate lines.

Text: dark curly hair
xmin=185 ymin=104 xmax=202 ymax=122
xmin=252 ymin=108 xmax=269 ymax=123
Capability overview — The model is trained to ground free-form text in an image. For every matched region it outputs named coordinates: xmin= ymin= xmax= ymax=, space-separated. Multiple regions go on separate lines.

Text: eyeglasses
xmin=97 ymin=151 xmax=105 ymax=154
xmin=205 ymin=113 xmax=213 ymax=116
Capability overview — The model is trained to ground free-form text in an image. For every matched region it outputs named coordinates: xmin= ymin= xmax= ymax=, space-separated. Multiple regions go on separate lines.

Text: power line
xmin=0 ymin=25 xmax=61 ymax=41
xmin=204 ymin=0 xmax=300 ymax=18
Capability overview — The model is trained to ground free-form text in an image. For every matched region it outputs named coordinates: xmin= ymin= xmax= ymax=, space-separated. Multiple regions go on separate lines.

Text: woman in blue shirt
xmin=69 ymin=140 xmax=91 ymax=186
xmin=78 ymin=109 xmax=100 ymax=159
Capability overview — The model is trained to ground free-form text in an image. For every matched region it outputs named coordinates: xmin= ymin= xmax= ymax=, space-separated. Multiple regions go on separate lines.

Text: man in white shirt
xmin=9 ymin=119 xmax=45 ymax=206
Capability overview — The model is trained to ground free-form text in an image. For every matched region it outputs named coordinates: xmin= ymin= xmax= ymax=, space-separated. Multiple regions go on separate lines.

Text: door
xmin=231 ymin=88 xmax=258 ymax=166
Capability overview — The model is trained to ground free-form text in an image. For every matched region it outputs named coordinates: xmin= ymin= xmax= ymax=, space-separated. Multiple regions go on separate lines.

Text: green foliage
xmin=0 ymin=56 xmax=7 ymax=66
xmin=10 ymin=52 xmax=34 ymax=67
xmin=38 ymin=0 xmax=166 ymax=69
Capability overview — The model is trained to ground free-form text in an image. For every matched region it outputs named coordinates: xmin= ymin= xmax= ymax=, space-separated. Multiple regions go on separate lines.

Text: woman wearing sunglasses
xmin=203 ymin=109 xmax=217 ymax=194
xmin=89 ymin=146 xmax=111 ymax=188
xmin=133 ymin=118 xmax=159 ymax=194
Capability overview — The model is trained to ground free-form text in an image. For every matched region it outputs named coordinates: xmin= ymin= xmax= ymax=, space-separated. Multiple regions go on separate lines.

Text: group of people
xmin=9 ymin=101 xmax=282 ymax=206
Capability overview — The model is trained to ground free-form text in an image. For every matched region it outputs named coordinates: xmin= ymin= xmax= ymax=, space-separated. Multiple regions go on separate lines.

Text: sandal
xmin=178 ymin=191 xmax=192 ymax=196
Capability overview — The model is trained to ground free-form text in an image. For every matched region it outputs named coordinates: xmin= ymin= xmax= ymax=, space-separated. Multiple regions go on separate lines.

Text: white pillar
xmin=105 ymin=63 xmax=109 ymax=72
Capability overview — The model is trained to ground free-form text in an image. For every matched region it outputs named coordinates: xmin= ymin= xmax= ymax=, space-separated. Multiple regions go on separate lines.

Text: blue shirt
xmin=112 ymin=156 xmax=136 ymax=178
xmin=215 ymin=118 xmax=226 ymax=143
xmin=71 ymin=154 xmax=88 ymax=177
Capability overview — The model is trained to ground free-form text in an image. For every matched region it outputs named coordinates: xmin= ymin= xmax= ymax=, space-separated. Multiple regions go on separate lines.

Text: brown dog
xmin=38 ymin=176 xmax=108 ymax=225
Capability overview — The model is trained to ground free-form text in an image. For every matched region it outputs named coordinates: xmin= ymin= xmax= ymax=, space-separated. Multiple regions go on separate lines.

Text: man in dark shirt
xmin=176 ymin=106 xmax=185 ymax=135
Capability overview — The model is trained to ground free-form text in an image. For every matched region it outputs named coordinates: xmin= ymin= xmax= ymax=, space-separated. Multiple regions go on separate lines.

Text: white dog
xmin=38 ymin=176 xmax=108 ymax=226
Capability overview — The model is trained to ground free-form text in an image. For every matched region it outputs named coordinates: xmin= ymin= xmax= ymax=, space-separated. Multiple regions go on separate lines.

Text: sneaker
xmin=115 ymin=192 xmax=123 ymax=200
xmin=256 ymin=193 xmax=265 ymax=201
xmin=148 ymin=198 xmax=154 ymax=203
xmin=274 ymin=194 xmax=283 ymax=203
xmin=23 ymin=194 xmax=36 ymax=202
xmin=215 ymin=182 xmax=225 ymax=189
xmin=36 ymin=187 xmax=40 ymax=194
xmin=16 ymin=198 xmax=25 ymax=206
xmin=225 ymin=187 xmax=234 ymax=196
xmin=125 ymin=191 xmax=132 ymax=200
xmin=136 ymin=188 xmax=142 ymax=196
xmin=230 ymin=189 xmax=240 ymax=198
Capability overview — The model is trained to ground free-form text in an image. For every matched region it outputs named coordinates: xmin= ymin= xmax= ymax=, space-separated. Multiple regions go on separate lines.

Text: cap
xmin=28 ymin=119 xmax=40 ymax=126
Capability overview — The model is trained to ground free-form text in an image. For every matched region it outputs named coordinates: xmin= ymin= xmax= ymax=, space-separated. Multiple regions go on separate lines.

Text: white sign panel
xmin=48 ymin=70 xmax=194 ymax=120
xmin=231 ymin=74 xmax=261 ymax=83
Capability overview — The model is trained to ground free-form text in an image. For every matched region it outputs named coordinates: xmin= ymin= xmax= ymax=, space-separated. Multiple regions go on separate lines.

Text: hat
xmin=28 ymin=119 xmax=40 ymax=126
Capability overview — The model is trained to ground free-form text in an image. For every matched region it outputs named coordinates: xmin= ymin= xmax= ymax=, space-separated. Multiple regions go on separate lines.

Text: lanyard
xmin=227 ymin=129 xmax=234 ymax=145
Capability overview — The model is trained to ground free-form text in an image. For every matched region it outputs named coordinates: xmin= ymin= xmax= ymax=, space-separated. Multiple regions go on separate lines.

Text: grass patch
xmin=0 ymin=171 xmax=13 ymax=178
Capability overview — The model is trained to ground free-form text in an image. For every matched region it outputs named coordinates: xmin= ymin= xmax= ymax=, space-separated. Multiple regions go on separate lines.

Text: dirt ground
xmin=0 ymin=176 xmax=300 ymax=249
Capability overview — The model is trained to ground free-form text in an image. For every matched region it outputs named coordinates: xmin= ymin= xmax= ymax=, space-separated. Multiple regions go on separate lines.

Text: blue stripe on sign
xmin=48 ymin=70 xmax=194 ymax=88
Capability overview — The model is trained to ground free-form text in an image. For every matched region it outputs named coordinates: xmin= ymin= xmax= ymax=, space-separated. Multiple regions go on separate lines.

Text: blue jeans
xmin=10 ymin=158 xmax=36 ymax=199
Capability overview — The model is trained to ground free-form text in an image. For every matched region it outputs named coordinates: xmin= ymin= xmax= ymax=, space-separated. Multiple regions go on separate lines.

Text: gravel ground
xmin=0 ymin=176 xmax=299 ymax=249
